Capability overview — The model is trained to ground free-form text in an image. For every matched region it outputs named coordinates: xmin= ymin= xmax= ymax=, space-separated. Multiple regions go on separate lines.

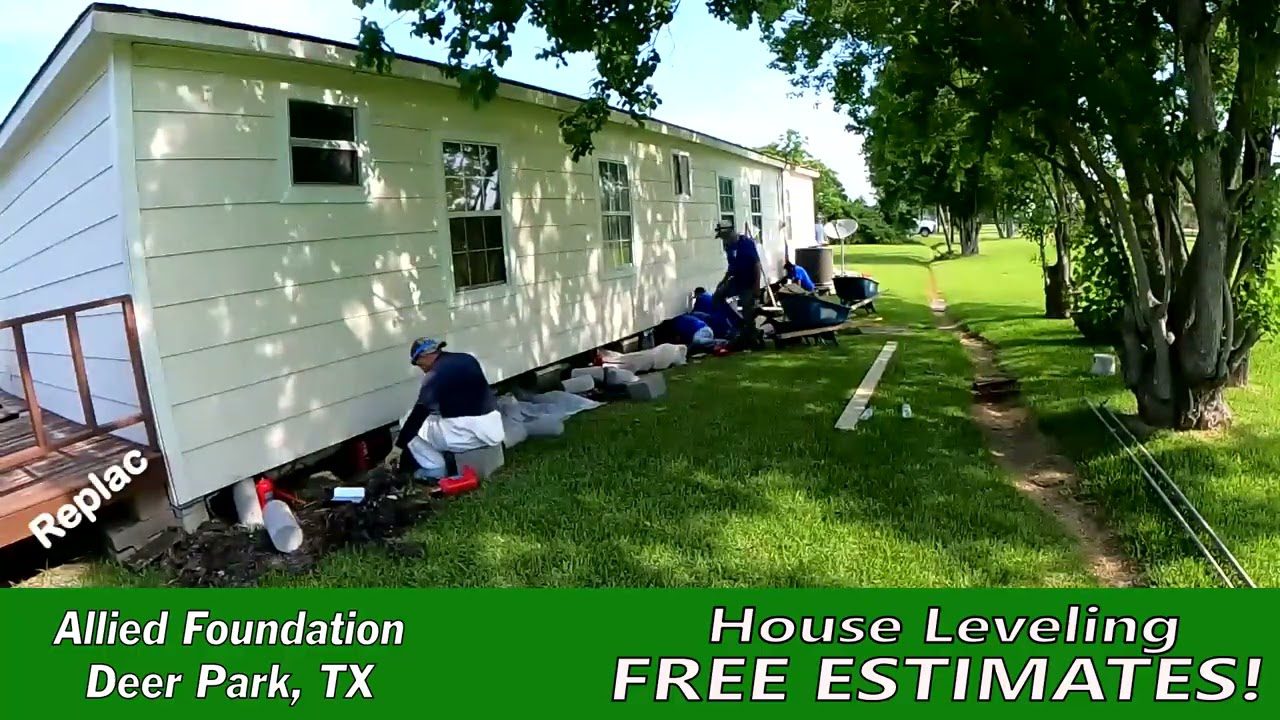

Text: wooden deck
xmin=1 ymin=296 xmax=165 ymax=549
xmin=0 ymin=391 xmax=162 ymax=548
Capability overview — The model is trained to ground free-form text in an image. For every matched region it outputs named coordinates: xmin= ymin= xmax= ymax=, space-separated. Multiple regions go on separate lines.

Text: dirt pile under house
xmin=156 ymin=468 xmax=436 ymax=588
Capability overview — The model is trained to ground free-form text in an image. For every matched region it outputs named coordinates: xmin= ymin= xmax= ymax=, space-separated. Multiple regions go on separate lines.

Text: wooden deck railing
xmin=0 ymin=295 xmax=157 ymax=473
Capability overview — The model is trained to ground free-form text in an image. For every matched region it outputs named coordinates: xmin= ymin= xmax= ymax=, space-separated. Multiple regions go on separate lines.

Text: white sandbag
xmin=561 ymin=374 xmax=596 ymax=394
xmin=598 ymin=348 xmax=650 ymax=373
xmin=659 ymin=343 xmax=688 ymax=367
xmin=571 ymin=366 xmax=605 ymax=382
xmin=599 ymin=344 xmax=688 ymax=373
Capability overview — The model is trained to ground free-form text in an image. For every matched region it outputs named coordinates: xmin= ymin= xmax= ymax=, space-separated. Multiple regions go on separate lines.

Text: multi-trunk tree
xmin=861 ymin=71 xmax=994 ymax=257
xmin=761 ymin=0 xmax=1280 ymax=429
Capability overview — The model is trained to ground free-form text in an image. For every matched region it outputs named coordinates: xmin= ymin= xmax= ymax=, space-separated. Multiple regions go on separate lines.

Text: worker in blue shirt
xmin=672 ymin=313 xmax=716 ymax=349
xmin=784 ymin=261 xmax=816 ymax=292
xmin=712 ymin=221 xmax=762 ymax=347
xmin=689 ymin=287 xmax=737 ymax=340
xmin=692 ymin=286 xmax=715 ymax=315
xmin=388 ymin=337 xmax=504 ymax=480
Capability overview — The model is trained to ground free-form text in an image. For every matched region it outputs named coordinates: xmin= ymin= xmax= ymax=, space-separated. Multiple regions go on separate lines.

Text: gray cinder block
xmin=624 ymin=373 xmax=667 ymax=400
xmin=449 ymin=444 xmax=506 ymax=479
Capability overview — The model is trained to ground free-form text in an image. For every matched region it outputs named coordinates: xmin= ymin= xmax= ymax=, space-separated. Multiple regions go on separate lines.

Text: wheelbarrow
xmin=833 ymin=275 xmax=880 ymax=316
xmin=768 ymin=294 xmax=855 ymax=349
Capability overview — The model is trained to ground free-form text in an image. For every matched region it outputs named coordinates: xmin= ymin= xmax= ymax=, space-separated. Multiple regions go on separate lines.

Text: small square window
xmin=288 ymin=100 xmax=360 ymax=185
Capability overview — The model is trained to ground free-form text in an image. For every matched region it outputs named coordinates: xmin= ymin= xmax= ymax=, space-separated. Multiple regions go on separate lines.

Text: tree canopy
xmin=755 ymin=129 xmax=856 ymax=222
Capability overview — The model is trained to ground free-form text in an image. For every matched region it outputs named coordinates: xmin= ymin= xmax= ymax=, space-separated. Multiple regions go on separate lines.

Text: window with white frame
xmin=750 ymin=184 xmax=763 ymax=238
xmin=672 ymin=152 xmax=691 ymax=198
xmin=718 ymin=176 xmax=735 ymax=228
xmin=443 ymin=142 xmax=508 ymax=290
xmin=288 ymin=100 xmax=360 ymax=185
xmin=599 ymin=160 xmax=634 ymax=268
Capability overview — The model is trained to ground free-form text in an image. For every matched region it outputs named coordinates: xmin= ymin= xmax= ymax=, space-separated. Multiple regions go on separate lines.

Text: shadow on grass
xmin=942 ymin=299 xmax=1280 ymax=588
xmin=843 ymin=251 xmax=933 ymax=269
xmin=1051 ymin=407 xmax=1280 ymax=588
xmin=288 ymin=297 xmax=1094 ymax=589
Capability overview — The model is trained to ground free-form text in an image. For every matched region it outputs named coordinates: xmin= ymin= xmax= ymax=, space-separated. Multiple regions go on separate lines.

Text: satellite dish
xmin=823 ymin=218 xmax=859 ymax=242
xmin=821 ymin=218 xmax=860 ymax=275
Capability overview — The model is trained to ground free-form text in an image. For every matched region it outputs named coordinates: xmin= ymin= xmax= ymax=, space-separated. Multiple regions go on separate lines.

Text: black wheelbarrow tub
xmin=834 ymin=275 xmax=880 ymax=303
xmin=777 ymin=293 xmax=852 ymax=329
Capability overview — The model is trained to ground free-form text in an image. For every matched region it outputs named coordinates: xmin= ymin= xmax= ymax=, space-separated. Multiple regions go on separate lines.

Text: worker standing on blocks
xmin=713 ymin=221 xmax=763 ymax=349
xmin=389 ymin=337 xmax=504 ymax=480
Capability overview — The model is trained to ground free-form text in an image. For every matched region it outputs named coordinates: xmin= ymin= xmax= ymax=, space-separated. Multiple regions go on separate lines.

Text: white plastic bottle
xmin=902 ymin=403 xmax=913 ymax=419
xmin=262 ymin=499 xmax=304 ymax=553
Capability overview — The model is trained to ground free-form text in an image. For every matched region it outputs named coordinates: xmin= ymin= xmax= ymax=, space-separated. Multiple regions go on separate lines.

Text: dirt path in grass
xmin=926 ymin=268 xmax=1142 ymax=587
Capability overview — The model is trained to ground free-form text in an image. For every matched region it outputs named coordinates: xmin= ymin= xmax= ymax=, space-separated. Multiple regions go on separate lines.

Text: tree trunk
xmin=1044 ymin=261 xmax=1071 ymax=319
xmin=1044 ymin=168 xmax=1072 ymax=319
xmin=995 ymin=210 xmax=1009 ymax=238
xmin=937 ymin=204 xmax=955 ymax=253
xmin=956 ymin=214 xmax=980 ymax=255
xmin=1228 ymin=356 xmax=1250 ymax=387
xmin=1125 ymin=351 xmax=1235 ymax=431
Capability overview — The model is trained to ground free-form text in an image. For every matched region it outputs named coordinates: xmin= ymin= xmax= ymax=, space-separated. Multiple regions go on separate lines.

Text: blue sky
xmin=0 ymin=0 xmax=872 ymax=199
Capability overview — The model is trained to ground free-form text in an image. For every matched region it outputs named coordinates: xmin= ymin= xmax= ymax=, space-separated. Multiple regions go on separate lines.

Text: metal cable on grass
xmin=1099 ymin=400 xmax=1257 ymax=588
xmin=1087 ymin=400 xmax=1253 ymax=588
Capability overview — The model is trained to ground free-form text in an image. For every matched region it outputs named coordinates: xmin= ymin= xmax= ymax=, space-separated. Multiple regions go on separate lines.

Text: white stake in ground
xmin=835 ymin=341 xmax=899 ymax=431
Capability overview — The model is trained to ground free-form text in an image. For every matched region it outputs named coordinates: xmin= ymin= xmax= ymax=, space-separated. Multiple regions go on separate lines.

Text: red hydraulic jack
xmin=431 ymin=466 xmax=480 ymax=498
xmin=254 ymin=476 xmax=299 ymax=508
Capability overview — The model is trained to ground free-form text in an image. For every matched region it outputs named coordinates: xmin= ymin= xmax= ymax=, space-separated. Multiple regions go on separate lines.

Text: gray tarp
xmin=498 ymin=391 xmax=604 ymax=448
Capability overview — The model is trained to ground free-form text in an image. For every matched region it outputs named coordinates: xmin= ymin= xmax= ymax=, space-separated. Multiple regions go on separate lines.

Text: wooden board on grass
xmin=835 ymin=341 xmax=899 ymax=431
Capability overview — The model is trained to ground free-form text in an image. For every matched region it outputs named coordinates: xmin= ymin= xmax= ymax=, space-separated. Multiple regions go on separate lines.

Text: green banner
xmin=0 ymin=590 xmax=1270 ymax=716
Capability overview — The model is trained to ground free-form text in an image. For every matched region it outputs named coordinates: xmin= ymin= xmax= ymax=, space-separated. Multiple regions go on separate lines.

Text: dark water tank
xmin=794 ymin=246 xmax=835 ymax=292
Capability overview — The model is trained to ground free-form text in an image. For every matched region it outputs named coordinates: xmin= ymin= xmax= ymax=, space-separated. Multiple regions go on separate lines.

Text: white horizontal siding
xmin=129 ymin=43 xmax=795 ymax=503
xmin=0 ymin=66 xmax=139 ymax=440
xmin=784 ymin=169 xmax=818 ymax=261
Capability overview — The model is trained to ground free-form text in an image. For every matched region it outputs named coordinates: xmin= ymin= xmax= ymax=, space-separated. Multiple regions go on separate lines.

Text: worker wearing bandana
xmin=389 ymin=337 xmax=504 ymax=480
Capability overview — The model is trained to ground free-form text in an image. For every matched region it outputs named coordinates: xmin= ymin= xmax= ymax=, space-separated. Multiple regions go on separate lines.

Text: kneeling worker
xmin=392 ymin=337 xmax=504 ymax=480
xmin=783 ymin=261 xmax=816 ymax=292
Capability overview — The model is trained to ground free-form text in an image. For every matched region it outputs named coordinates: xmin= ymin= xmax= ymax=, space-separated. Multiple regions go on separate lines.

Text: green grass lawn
xmin=90 ymin=241 xmax=1094 ymax=588
xmin=932 ymin=235 xmax=1280 ymax=587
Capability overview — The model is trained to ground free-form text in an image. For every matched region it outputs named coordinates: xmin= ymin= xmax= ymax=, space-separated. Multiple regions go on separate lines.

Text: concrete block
xmin=624 ymin=372 xmax=667 ymax=401
xmin=561 ymin=374 xmax=595 ymax=394
xmin=447 ymin=444 xmax=505 ymax=479
xmin=104 ymin=480 xmax=181 ymax=563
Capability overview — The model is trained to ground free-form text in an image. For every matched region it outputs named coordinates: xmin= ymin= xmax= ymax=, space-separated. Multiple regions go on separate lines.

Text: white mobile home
xmin=0 ymin=4 xmax=818 ymax=538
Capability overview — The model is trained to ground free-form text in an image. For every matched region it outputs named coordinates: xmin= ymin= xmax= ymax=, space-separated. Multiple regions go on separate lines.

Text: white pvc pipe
xmin=232 ymin=477 xmax=264 ymax=529
xmin=263 ymin=499 xmax=304 ymax=554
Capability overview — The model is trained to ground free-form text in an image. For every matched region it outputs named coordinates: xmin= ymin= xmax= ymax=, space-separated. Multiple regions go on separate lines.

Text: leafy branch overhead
xmin=353 ymin=0 xmax=686 ymax=159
